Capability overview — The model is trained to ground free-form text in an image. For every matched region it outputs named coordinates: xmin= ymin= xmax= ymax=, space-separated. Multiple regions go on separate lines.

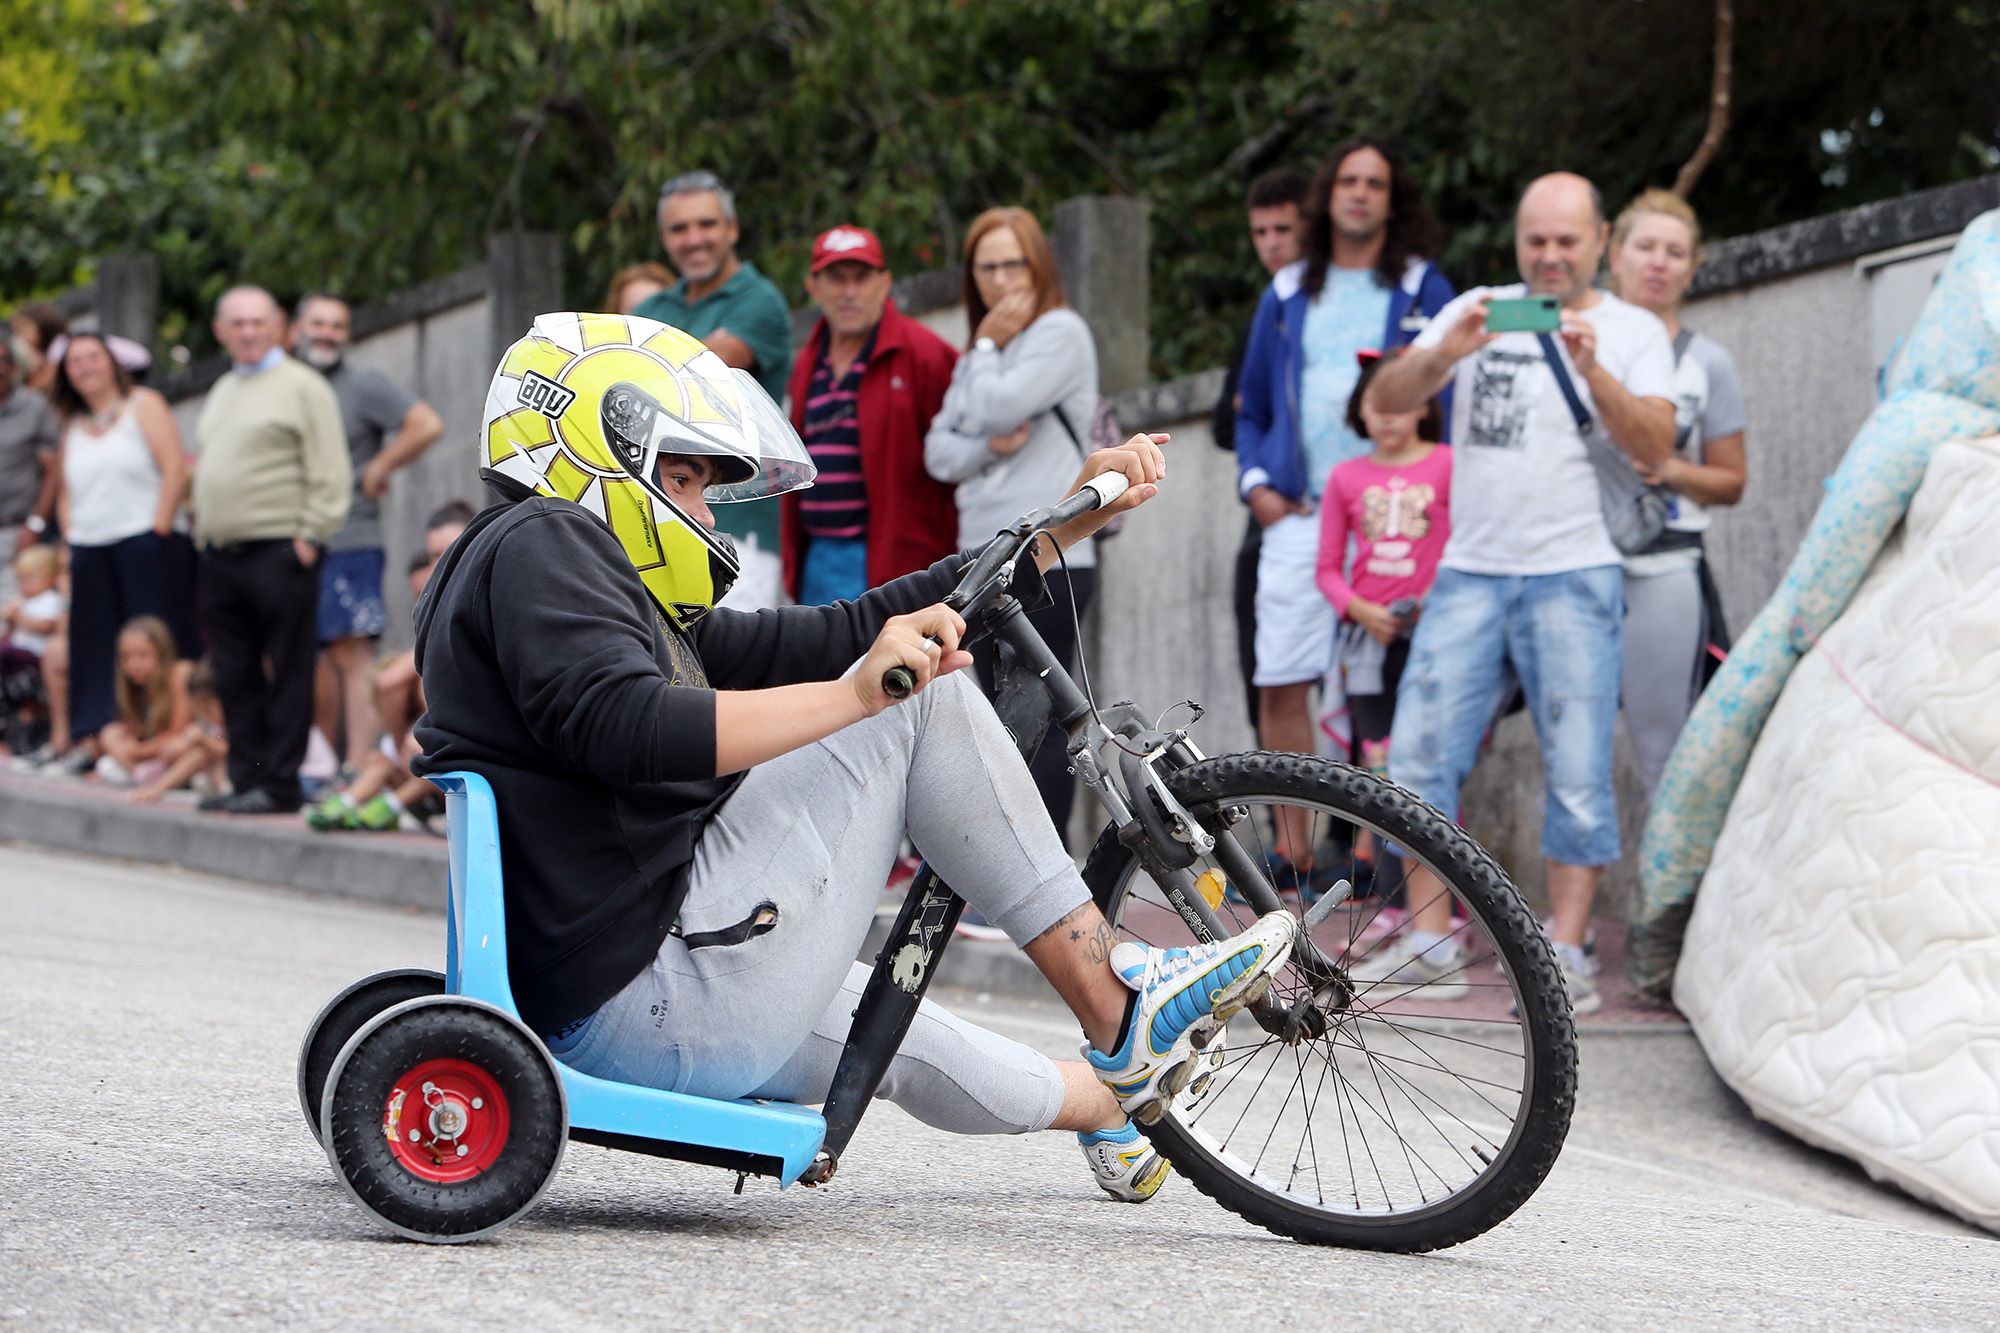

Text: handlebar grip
xmin=880 ymin=633 xmax=944 ymax=701
xmin=1080 ymin=469 xmax=1132 ymax=508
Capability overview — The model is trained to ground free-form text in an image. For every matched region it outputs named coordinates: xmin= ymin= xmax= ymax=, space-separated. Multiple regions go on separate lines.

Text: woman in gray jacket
xmin=926 ymin=206 xmax=1101 ymax=858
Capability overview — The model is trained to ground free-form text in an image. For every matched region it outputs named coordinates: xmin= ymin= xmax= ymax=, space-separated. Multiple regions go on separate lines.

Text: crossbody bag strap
xmin=1050 ymin=402 xmax=1086 ymax=459
xmin=1535 ymin=331 xmax=1593 ymax=435
xmin=1671 ymin=327 xmax=1694 ymax=366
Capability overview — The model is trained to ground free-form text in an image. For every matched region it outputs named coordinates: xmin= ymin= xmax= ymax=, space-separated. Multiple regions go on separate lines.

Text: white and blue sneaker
xmin=1078 ymin=1121 xmax=1170 ymax=1202
xmin=1084 ymin=912 xmax=1296 ymax=1125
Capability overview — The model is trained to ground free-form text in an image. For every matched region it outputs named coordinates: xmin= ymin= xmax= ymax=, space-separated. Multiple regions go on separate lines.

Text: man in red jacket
xmin=783 ymin=225 xmax=960 ymax=604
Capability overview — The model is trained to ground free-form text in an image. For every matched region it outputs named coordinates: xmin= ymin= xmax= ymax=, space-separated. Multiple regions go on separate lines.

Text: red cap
xmin=810 ymin=225 xmax=887 ymax=274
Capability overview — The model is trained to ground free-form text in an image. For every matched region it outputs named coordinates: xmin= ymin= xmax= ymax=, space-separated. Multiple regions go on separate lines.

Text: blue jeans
xmin=1388 ymin=565 xmax=1624 ymax=867
xmin=798 ymin=535 xmax=868 ymax=605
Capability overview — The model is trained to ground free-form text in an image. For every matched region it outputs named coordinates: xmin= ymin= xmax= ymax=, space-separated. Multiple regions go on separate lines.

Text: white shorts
xmin=1252 ymin=509 xmax=1336 ymax=688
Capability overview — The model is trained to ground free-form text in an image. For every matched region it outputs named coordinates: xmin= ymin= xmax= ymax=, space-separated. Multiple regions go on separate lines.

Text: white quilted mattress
xmin=1675 ymin=435 xmax=2000 ymax=1234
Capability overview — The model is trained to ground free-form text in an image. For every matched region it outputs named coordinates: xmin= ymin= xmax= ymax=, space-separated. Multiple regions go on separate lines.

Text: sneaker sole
xmin=1129 ymin=969 xmax=1282 ymax=1125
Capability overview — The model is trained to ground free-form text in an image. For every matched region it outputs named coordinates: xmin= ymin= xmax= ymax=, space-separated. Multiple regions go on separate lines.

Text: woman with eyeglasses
xmin=925 ymin=206 xmax=1102 ymax=856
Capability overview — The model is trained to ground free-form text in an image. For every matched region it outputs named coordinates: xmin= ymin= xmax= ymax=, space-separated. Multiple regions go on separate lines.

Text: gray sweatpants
xmin=555 ymin=671 xmax=1085 ymax=1136
xmin=1621 ymin=562 xmax=1705 ymax=799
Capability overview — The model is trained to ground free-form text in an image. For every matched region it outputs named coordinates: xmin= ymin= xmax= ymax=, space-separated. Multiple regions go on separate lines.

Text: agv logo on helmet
xmin=518 ymin=369 xmax=577 ymax=420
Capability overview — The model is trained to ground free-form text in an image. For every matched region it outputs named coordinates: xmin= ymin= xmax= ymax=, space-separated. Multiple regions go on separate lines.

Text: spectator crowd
xmin=1 ymin=147 xmax=1748 ymax=1009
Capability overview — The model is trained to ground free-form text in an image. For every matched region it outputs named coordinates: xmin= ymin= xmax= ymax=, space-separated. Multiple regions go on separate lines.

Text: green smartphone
xmin=1484 ymin=295 xmax=1562 ymax=334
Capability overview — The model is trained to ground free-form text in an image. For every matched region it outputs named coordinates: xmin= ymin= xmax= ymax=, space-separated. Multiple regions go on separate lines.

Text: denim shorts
xmin=1387 ymin=565 xmax=1624 ymax=867
xmin=317 ymin=547 xmax=388 ymax=644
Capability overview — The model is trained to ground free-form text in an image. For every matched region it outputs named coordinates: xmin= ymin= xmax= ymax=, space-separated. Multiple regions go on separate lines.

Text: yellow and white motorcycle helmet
xmin=480 ymin=312 xmax=815 ymax=629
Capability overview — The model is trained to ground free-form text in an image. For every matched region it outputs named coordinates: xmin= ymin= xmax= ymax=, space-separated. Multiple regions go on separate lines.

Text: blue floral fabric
xmin=1630 ymin=210 xmax=2000 ymax=994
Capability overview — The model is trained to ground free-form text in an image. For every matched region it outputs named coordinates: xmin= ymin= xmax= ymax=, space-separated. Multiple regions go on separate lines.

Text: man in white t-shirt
xmin=1364 ymin=172 xmax=1675 ymax=1014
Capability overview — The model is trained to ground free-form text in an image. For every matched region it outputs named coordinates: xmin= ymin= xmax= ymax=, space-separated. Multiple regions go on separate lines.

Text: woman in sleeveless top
xmin=50 ymin=334 xmax=200 ymax=760
xmin=1606 ymin=191 xmax=1749 ymax=799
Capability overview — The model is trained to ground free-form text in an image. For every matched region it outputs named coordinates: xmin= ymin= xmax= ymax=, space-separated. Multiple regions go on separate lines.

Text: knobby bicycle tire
xmin=1083 ymin=750 xmax=1577 ymax=1252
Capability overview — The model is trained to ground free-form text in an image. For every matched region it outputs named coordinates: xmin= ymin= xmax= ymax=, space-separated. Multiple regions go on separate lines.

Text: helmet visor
xmin=604 ymin=369 xmax=816 ymax=505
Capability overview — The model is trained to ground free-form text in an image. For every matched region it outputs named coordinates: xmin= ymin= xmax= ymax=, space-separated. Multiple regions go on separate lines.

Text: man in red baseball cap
xmin=783 ymin=227 xmax=961 ymax=605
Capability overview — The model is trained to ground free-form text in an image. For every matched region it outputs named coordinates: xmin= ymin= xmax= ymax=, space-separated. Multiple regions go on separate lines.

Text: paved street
xmin=2 ymin=842 xmax=1993 ymax=1328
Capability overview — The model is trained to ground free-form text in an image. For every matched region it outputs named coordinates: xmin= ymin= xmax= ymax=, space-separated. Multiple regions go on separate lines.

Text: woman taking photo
xmin=925 ymin=206 xmax=1101 ymax=841
xmin=1606 ymin=189 xmax=1748 ymax=798
xmin=45 ymin=333 xmax=200 ymax=772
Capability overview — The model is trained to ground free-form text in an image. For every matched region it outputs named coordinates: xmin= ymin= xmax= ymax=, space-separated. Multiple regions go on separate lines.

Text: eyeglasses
xmin=973 ymin=258 xmax=1031 ymax=279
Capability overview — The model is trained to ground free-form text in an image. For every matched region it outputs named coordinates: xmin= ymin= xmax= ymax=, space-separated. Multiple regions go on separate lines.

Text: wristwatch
xmin=974 ymin=336 xmax=998 ymax=355
xmin=24 ymin=515 xmax=46 ymax=534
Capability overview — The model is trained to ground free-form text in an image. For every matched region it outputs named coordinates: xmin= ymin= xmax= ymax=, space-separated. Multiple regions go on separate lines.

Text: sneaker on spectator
xmin=1347 ymin=932 xmax=1471 ymax=1002
xmin=1351 ymin=903 xmax=1409 ymax=948
xmin=953 ymin=906 xmax=1008 ymax=944
xmin=305 ymin=793 xmax=356 ymax=831
xmin=41 ymin=747 xmax=96 ymax=778
xmin=94 ymin=754 xmax=134 ymax=786
xmin=10 ymin=742 xmax=57 ymax=773
xmin=1556 ymin=943 xmax=1601 ymax=1016
xmin=348 ymin=794 xmax=399 ymax=832
xmin=1539 ymin=916 xmax=1598 ymax=972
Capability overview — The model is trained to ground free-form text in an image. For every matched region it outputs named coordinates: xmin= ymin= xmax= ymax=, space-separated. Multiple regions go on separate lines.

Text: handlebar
xmin=881 ymin=472 xmax=1131 ymax=700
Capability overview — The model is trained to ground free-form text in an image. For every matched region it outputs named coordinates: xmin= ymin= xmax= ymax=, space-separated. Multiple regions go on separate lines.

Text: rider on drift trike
xmin=410 ymin=313 xmax=1295 ymax=1201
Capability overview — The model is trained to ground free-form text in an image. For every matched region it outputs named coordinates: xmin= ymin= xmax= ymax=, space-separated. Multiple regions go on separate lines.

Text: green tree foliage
xmin=4 ymin=0 xmax=1997 ymax=375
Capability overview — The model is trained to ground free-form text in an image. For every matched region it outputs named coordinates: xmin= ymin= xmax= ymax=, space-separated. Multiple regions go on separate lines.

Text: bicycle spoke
xmin=1336 ymin=1010 xmax=1527 ymax=1127
xmin=1098 ymin=763 xmax=1575 ymax=1243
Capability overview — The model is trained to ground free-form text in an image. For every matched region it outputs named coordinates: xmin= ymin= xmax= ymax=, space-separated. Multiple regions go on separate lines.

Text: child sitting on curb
xmin=130 ymin=661 xmax=228 ymax=804
xmin=95 ymin=616 xmax=193 ymax=788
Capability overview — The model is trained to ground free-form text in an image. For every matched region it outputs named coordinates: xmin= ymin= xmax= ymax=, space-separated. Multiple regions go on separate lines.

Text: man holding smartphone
xmin=1364 ymin=172 xmax=1675 ymax=1014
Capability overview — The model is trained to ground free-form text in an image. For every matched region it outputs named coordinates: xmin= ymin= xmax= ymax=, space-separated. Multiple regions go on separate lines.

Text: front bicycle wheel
xmin=1083 ymin=750 xmax=1576 ymax=1252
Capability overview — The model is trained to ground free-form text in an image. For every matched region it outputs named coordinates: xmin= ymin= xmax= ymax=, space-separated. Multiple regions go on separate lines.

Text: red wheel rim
xmin=383 ymin=1057 xmax=511 ymax=1183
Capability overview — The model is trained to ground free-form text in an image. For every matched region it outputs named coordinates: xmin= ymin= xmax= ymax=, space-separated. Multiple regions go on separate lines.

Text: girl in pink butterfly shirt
xmin=1316 ymin=351 xmax=1452 ymax=780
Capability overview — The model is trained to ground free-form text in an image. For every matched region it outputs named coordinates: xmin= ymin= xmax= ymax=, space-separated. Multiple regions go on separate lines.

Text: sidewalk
xmin=0 ymin=767 xmax=1684 ymax=1025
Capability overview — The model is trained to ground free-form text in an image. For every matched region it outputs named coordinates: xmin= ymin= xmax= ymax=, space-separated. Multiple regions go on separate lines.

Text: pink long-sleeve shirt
xmin=1315 ymin=446 xmax=1453 ymax=618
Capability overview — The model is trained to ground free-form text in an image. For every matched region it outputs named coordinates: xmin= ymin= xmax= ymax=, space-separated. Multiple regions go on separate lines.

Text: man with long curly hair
xmin=1232 ymin=135 xmax=1456 ymax=881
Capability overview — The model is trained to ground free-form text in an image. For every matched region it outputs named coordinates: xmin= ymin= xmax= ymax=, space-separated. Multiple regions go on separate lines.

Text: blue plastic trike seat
xmin=429 ymin=771 xmax=826 ymax=1186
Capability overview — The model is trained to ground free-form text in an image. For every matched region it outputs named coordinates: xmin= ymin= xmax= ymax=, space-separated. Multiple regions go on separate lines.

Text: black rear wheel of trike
xmin=1083 ymin=751 xmax=1577 ymax=1252
xmin=298 ymin=968 xmax=447 ymax=1145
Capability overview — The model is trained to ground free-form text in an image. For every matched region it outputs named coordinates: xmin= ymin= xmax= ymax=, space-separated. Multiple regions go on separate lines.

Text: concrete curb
xmin=0 ymin=774 xmax=446 ymax=912
xmin=0 ymin=772 xmax=1055 ymax=1001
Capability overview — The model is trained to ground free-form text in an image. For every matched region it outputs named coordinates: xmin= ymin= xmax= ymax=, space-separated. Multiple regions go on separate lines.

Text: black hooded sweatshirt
xmin=412 ymin=496 xmax=1019 ymax=1035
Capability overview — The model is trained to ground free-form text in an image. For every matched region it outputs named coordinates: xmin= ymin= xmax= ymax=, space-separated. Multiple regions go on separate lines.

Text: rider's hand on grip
xmin=856 ymin=605 xmax=971 ymax=714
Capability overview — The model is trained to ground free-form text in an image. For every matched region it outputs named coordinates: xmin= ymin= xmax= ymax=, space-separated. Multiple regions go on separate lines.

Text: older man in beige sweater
xmin=192 ymin=285 xmax=349 ymax=814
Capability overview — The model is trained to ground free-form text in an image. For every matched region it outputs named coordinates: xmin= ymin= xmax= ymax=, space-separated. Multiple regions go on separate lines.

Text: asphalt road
xmin=2 ymin=843 xmax=1993 ymax=1329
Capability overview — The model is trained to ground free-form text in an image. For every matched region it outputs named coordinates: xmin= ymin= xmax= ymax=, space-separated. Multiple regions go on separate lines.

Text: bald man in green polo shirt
xmin=632 ymin=170 xmax=794 ymax=610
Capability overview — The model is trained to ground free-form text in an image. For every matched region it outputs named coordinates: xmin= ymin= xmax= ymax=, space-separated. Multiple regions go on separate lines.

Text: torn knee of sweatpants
xmin=676 ymin=901 xmax=779 ymax=950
